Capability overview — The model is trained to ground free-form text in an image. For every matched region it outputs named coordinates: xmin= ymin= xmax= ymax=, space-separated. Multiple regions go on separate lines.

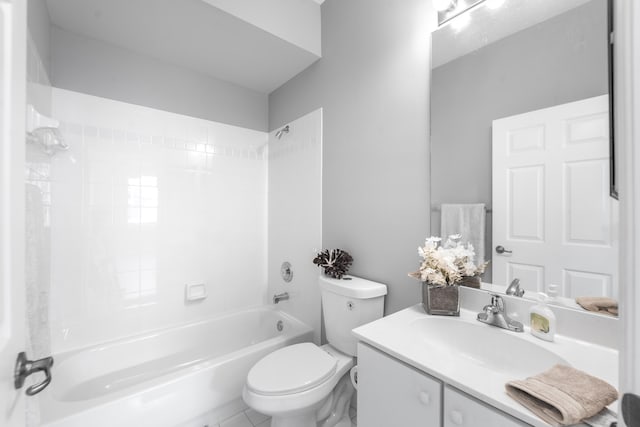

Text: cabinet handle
xmin=449 ymin=410 xmax=464 ymax=425
xmin=418 ymin=391 xmax=431 ymax=405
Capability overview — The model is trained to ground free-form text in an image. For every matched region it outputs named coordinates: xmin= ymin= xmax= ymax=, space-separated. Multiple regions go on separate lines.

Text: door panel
xmin=564 ymin=160 xmax=611 ymax=245
xmin=493 ymin=95 xmax=618 ymax=299
xmin=508 ymin=166 xmax=544 ymax=241
xmin=563 ymin=269 xmax=612 ymax=298
xmin=508 ymin=263 xmax=545 ymax=294
xmin=358 ymin=343 xmax=442 ymax=427
xmin=444 ymin=386 xmax=528 ymax=427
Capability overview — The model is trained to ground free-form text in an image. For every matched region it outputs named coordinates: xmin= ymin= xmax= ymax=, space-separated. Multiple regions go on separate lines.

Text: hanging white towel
xmin=440 ymin=203 xmax=486 ymax=264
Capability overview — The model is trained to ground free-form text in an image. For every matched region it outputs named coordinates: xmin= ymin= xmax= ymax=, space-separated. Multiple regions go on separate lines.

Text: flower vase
xmin=422 ymin=282 xmax=460 ymax=316
xmin=459 ymin=275 xmax=481 ymax=289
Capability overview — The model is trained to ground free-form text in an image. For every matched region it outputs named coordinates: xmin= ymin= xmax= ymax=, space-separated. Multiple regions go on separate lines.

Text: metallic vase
xmin=422 ymin=282 xmax=460 ymax=316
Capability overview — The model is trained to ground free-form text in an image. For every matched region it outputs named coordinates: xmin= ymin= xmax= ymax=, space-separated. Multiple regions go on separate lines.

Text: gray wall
xmin=51 ymin=27 xmax=268 ymax=131
xmin=28 ymin=0 xmax=51 ymax=75
xmin=269 ymin=0 xmax=434 ymax=314
xmin=431 ymin=0 xmax=608 ymax=279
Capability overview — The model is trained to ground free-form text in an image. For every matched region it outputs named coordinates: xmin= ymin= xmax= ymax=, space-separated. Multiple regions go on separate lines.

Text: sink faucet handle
xmin=506 ymin=278 xmax=525 ymax=297
xmin=483 ymin=304 xmax=497 ymax=315
xmin=477 ymin=293 xmax=524 ymax=333
xmin=489 ymin=294 xmax=504 ymax=312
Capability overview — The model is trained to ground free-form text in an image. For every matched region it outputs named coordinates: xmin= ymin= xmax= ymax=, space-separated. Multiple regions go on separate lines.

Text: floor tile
xmin=255 ymin=419 xmax=271 ymax=427
xmin=244 ymin=408 xmax=269 ymax=426
xmin=220 ymin=412 xmax=253 ymax=427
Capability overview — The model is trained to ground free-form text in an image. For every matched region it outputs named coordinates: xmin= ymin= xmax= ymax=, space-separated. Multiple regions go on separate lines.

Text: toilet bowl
xmin=242 ymin=343 xmax=353 ymax=427
xmin=242 ymin=275 xmax=387 ymax=427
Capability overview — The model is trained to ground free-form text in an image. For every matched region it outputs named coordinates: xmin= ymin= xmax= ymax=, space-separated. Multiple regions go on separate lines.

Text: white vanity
xmin=352 ymin=297 xmax=618 ymax=427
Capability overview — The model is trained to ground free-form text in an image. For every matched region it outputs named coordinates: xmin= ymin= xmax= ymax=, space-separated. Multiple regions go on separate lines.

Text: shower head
xmin=275 ymin=125 xmax=290 ymax=139
xmin=28 ymin=127 xmax=69 ymax=156
xmin=26 ymin=104 xmax=69 ymax=155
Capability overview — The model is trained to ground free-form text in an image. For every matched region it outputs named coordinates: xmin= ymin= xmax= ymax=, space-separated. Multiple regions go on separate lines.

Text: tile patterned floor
xmin=211 ymin=406 xmax=357 ymax=427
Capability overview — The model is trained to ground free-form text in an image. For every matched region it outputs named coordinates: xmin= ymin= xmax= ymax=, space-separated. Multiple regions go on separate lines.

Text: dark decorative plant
xmin=313 ymin=249 xmax=353 ymax=279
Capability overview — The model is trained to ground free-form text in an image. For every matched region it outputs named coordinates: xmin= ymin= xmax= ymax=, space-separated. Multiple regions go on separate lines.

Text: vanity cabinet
xmin=357 ymin=343 xmax=442 ymax=427
xmin=444 ymin=385 xmax=529 ymax=427
xmin=358 ymin=343 xmax=530 ymax=427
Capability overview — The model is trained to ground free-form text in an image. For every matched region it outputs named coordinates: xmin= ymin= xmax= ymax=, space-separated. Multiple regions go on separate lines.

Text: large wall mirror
xmin=430 ymin=0 xmax=618 ymax=310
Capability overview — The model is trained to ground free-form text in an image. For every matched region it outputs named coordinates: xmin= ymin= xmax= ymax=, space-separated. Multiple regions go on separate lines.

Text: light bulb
xmin=485 ymin=0 xmax=505 ymax=9
xmin=450 ymin=12 xmax=471 ymax=32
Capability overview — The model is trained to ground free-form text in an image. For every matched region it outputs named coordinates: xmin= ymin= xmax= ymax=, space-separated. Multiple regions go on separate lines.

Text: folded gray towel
xmin=505 ymin=364 xmax=618 ymax=426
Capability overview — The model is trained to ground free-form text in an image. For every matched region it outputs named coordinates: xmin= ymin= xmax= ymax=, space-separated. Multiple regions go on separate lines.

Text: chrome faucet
xmin=273 ymin=292 xmax=289 ymax=304
xmin=477 ymin=294 xmax=524 ymax=332
xmin=506 ymin=278 xmax=525 ymax=297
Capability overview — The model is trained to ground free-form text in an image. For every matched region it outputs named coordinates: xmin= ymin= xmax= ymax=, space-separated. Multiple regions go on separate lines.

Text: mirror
xmin=430 ymin=0 xmax=618 ymax=311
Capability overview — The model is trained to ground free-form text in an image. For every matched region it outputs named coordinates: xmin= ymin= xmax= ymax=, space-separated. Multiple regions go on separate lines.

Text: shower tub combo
xmin=39 ymin=307 xmax=312 ymax=427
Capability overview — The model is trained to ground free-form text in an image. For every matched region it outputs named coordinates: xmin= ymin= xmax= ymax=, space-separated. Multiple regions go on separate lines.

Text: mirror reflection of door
xmin=430 ymin=0 xmax=616 ymax=303
xmin=492 ymin=95 xmax=618 ymax=300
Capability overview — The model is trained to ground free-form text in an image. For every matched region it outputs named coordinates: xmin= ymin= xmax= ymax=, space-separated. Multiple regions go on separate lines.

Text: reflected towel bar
xmin=431 ymin=206 xmax=492 ymax=213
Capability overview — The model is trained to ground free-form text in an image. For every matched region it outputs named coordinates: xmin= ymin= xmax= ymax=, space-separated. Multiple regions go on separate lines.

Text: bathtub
xmin=39 ymin=307 xmax=313 ymax=427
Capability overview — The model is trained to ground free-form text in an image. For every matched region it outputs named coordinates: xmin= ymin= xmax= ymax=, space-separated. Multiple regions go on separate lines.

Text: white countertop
xmin=352 ymin=305 xmax=619 ymax=427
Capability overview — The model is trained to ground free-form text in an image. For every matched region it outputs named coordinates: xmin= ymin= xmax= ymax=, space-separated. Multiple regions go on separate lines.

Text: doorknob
xmin=14 ymin=352 xmax=54 ymax=396
xmin=495 ymin=245 xmax=513 ymax=254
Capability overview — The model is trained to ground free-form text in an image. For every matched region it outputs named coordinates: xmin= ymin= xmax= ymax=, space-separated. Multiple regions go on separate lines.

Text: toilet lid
xmin=247 ymin=343 xmax=337 ymax=396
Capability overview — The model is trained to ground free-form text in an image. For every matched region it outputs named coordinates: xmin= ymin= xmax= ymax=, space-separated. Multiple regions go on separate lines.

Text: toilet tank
xmin=319 ymin=275 xmax=387 ymax=356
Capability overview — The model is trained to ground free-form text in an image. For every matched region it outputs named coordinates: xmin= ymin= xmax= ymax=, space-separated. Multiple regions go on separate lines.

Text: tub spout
xmin=273 ymin=292 xmax=289 ymax=304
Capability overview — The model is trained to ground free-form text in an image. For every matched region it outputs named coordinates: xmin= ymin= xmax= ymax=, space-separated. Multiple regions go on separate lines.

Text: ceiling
xmin=46 ymin=0 xmax=322 ymax=93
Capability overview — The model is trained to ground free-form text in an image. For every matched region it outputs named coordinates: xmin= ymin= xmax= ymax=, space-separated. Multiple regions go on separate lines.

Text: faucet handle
xmin=482 ymin=304 xmax=497 ymax=315
xmin=507 ymin=278 xmax=525 ymax=297
xmin=489 ymin=294 xmax=504 ymax=312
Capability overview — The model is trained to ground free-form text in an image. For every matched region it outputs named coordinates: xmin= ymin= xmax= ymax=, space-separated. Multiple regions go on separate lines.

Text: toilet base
xmin=268 ymin=372 xmax=355 ymax=427
xmin=318 ymin=372 xmax=354 ymax=427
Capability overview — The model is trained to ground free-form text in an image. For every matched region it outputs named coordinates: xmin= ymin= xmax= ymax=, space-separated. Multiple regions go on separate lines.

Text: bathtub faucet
xmin=273 ymin=292 xmax=290 ymax=304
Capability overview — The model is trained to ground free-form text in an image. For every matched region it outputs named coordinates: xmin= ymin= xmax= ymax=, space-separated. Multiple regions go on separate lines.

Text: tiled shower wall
xmin=45 ymin=88 xmax=268 ymax=353
xmin=267 ymin=110 xmax=322 ymax=344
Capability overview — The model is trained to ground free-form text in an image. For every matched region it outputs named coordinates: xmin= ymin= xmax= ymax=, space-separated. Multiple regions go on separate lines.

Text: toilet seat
xmin=246 ymin=343 xmax=337 ymax=396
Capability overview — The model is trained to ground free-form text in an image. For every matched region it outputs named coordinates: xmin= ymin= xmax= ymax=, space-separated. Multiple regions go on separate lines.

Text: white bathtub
xmin=39 ymin=307 xmax=313 ymax=427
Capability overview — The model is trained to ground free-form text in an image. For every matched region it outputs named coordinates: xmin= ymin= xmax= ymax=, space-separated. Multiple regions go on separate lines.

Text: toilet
xmin=242 ymin=275 xmax=387 ymax=427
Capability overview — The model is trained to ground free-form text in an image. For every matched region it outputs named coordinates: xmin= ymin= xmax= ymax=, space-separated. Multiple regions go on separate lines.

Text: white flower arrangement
xmin=408 ymin=234 xmax=488 ymax=286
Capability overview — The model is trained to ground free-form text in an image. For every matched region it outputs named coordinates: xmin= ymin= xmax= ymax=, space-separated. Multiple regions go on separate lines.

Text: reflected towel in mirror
xmin=440 ymin=203 xmax=486 ymax=264
xmin=576 ymin=297 xmax=619 ymax=317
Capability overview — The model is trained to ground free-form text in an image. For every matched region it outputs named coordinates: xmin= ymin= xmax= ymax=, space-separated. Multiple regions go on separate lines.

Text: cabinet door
xmin=357 ymin=343 xmax=441 ymax=427
xmin=444 ymin=385 xmax=530 ymax=427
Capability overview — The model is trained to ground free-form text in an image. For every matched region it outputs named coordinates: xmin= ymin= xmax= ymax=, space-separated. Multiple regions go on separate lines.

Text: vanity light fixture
xmin=433 ymin=0 xmax=457 ymax=12
xmin=450 ymin=12 xmax=471 ymax=32
xmin=485 ymin=0 xmax=506 ymax=9
xmin=435 ymin=0 xmax=484 ymax=26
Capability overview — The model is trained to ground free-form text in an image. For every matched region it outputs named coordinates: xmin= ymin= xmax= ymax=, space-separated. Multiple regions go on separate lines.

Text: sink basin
xmin=409 ymin=316 xmax=569 ymax=378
